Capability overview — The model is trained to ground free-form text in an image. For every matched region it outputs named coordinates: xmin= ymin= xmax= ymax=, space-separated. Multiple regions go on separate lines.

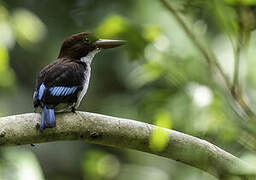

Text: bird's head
xmin=58 ymin=32 xmax=125 ymax=61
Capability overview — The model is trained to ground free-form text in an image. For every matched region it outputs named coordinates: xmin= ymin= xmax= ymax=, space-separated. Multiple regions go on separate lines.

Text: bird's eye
xmin=82 ymin=34 xmax=89 ymax=42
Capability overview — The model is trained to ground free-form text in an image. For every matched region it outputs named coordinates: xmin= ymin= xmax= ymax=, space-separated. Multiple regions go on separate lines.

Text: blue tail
xmin=40 ymin=106 xmax=56 ymax=131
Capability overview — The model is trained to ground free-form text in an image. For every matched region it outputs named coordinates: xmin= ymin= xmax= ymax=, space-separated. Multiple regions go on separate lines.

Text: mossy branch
xmin=0 ymin=112 xmax=255 ymax=179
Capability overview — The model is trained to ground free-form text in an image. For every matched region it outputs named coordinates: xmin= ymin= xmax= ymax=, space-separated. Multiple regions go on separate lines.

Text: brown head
xmin=58 ymin=32 xmax=125 ymax=59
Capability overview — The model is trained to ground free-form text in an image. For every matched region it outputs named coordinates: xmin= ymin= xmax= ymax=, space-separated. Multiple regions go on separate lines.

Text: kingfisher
xmin=33 ymin=32 xmax=125 ymax=131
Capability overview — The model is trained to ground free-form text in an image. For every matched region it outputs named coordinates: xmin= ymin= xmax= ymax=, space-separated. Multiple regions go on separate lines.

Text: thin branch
xmin=232 ymin=34 xmax=242 ymax=93
xmin=159 ymin=0 xmax=254 ymax=118
xmin=0 ymin=112 xmax=256 ymax=179
xmin=232 ymin=5 xmax=244 ymax=101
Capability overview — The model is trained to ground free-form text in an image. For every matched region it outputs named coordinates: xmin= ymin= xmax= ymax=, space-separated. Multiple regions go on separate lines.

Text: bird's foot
xmin=71 ymin=107 xmax=76 ymax=113
xmin=36 ymin=123 xmax=40 ymax=129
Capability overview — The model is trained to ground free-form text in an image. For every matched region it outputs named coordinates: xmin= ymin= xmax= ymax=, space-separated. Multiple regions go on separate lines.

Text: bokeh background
xmin=1 ymin=0 xmax=256 ymax=179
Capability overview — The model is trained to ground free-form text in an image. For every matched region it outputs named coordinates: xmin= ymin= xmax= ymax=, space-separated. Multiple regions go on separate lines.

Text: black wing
xmin=33 ymin=59 xmax=86 ymax=108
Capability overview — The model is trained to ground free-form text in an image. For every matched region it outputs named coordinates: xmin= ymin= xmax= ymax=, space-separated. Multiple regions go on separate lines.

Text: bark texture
xmin=0 ymin=112 xmax=255 ymax=179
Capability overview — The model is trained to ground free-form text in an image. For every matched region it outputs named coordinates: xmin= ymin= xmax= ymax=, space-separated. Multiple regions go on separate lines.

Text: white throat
xmin=80 ymin=48 xmax=101 ymax=64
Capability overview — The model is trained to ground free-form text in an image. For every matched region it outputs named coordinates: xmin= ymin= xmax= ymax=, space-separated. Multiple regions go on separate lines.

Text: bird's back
xmin=33 ymin=58 xmax=88 ymax=112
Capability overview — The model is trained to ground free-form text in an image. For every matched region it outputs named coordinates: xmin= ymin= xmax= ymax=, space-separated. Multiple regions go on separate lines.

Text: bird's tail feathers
xmin=40 ymin=106 xmax=56 ymax=131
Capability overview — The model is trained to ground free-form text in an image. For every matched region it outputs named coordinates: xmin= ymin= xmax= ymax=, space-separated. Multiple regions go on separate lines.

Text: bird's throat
xmin=80 ymin=48 xmax=101 ymax=64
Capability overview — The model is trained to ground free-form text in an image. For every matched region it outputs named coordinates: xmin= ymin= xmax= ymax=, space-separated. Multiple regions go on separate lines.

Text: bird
xmin=33 ymin=32 xmax=125 ymax=131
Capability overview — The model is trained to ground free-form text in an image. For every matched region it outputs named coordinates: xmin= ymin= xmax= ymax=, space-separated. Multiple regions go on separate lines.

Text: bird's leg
xmin=71 ymin=107 xmax=76 ymax=113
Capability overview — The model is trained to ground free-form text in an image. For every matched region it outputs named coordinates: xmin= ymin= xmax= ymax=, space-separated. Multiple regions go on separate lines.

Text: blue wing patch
xmin=38 ymin=83 xmax=46 ymax=100
xmin=49 ymin=86 xmax=77 ymax=96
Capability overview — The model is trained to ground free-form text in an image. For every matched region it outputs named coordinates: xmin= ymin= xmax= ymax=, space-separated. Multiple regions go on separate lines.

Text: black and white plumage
xmin=33 ymin=32 xmax=125 ymax=131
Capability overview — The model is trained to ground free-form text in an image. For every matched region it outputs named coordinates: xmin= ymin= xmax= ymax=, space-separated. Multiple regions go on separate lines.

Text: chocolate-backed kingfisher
xmin=33 ymin=32 xmax=125 ymax=131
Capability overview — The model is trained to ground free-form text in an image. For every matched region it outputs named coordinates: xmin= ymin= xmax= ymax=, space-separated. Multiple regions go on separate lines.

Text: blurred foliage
xmin=11 ymin=8 xmax=46 ymax=47
xmin=0 ymin=148 xmax=44 ymax=180
xmin=149 ymin=111 xmax=172 ymax=152
xmin=225 ymin=0 xmax=256 ymax=5
xmin=0 ymin=45 xmax=15 ymax=88
xmin=82 ymin=150 xmax=120 ymax=180
xmin=0 ymin=2 xmax=46 ymax=91
xmin=1 ymin=0 xmax=256 ymax=179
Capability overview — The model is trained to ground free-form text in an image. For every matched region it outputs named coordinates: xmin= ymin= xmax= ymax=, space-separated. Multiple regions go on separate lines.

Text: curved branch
xmin=0 ymin=112 xmax=255 ymax=179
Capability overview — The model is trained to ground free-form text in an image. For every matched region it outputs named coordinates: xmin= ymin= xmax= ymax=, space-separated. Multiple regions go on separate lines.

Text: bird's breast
xmin=75 ymin=64 xmax=91 ymax=108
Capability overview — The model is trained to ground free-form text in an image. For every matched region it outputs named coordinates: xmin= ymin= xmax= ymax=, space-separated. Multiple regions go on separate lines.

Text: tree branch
xmin=232 ymin=29 xmax=242 ymax=93
xmin=0 ymin=112 xmax=255 ymax=179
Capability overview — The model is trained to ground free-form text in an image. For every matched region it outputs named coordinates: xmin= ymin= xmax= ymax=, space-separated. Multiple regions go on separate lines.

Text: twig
xmin=232 ymin=38 xmax=242 ymax=93
xmin=232 ymin=5 xmax=244 ymax=99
